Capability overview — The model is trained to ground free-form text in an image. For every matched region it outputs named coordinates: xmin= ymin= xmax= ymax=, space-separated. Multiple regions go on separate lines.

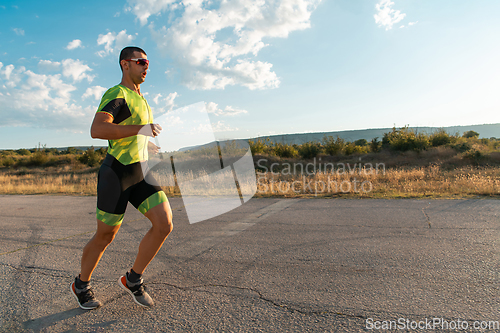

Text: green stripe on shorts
xmin=96 ymin=208 xmax=125 ymax=226
xmin=138 ymin=191 xmax=168 ymax=215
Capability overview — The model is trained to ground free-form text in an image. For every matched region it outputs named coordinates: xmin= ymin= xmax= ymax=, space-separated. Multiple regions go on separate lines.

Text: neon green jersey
xmin=96 ymin=84 xmax=153 ymax=165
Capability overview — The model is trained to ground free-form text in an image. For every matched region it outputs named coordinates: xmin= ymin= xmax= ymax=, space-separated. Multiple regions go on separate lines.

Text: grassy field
xmin=1 ymin=128 xmax=499 ymax=198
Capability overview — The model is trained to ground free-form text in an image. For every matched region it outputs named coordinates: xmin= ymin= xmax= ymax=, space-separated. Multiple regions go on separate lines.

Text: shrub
xmin=16 ymin=149 xmax=31 ymax=156
xmin=383 ymin=126 xmax=430 ymax=152
xmin=354 ymin=139 xmax=368 ymax=146
xmin=463 ymin=130 xmax=479 ymax=139
xmin=298 ymin=142 xmax=321 ymax=159
xmin=480 ymin=138 xmax=489 ymax=145
xmin=273 ymin=143 xmax=299 ymax=158
xmin=370 ymin=137 xmax=381 ymax=153
xmin=28 ymin=151 xmax=50 ymax=166
xmin=451 ymin=139 xmax=473 ymax=153
xmin=249 ymin=139 xmax=270 ymax=155
xmin=0 ymin=156 xmax=16 ymax=167
xmin=322 ymin=135 xmax=345 ymax=155
xmin=344 ymin=143 xmax=354 ymax=155
xmin=463 ymin=149 xmax=484 ymax=165
xmin=430 ymin=129 xmax=454 ymax=147
xmin=78 ymin=147 xmax=104 ymax=167
xmin=65 ymin=147 xmax=78 ymax=155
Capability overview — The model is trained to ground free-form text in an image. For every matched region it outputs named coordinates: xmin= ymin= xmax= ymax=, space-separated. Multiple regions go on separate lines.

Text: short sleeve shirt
xmin=96 ymin=84 xmax=153 ymax=165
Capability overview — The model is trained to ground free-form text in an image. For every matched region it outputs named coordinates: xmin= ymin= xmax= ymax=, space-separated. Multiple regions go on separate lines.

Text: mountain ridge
xmin=247 ymin=123 xmax=500 ymax=145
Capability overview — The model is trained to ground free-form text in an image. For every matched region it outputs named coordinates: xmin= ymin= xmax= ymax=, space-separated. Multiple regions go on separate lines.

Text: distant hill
xmin=4 ymin=124 xmax=496 ymax=152
xmin=177 ymin=123 xmax=500 ymax=152
xmin=249 ymin=123 xmax=500 ymax=145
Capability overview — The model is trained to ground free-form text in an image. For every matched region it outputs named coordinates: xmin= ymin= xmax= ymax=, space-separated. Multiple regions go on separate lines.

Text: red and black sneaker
xmin=70 ymin=278 xmax=102 ymax=310
xmin=118 ymin=273 xmax=154 ymax=307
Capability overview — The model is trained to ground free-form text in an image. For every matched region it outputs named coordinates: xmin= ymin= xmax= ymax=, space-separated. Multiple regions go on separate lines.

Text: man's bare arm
xmin=90 ymin=112 xmax=161 ymax=140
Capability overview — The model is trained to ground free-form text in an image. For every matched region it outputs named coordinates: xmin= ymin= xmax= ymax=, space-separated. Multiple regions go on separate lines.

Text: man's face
xmin=124 ymin=51 xmax=149 ymax=85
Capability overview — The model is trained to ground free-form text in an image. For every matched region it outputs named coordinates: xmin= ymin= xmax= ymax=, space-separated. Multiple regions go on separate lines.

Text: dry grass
xmin=1 ymin=165 xmax=498 ymax=199
xmin=1 ymin=146 xmax=500 ymax=199
xmin=0 ymin=169 xmax=98 ymax=195
xmin=254 ymin=165 xmax=500 ymax=198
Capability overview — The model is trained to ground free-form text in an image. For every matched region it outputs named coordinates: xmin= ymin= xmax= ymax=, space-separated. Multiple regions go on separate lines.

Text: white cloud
xmin=61 ymin=59 xmax=94 ymax=82
xmin=374 ymin=0 xmax=406 ymax=31
xmin=96 ymin=30 xmax=136 ymax=57
xmin=206 ymin=102 xmax=248 ymax=116
xmin=66 ymin=39 xmax=83 ymax=50
xmin=152 ymin=91 xmax=178 ymax=115
xmin=38 ymin=60 xmax=61 ymax=72
xmin=133 ymin=0 xmax=320 ymax=90
xmin=126 ymin=0 xmax=177 ymax=26
xmin=12 ymin=28 xmax=24 ymax=36
xmin=212 ymin=120 xmax=239 ymax=132
xmin=2 ymin=64 xmax=15 ymax=80
xmin=0 ymin=63 xmax=95 ymax=130
xmin=82 ymin=86 xmax=107 ymax=100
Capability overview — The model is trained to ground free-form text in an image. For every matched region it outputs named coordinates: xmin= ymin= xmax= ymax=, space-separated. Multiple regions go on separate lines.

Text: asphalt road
xmin=0 ymin=195 xmax=498 ymax=332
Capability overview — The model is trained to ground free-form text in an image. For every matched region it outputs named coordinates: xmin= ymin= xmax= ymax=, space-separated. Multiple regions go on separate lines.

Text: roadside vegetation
xmin=1 ymin=127 xmax=499 ymax=198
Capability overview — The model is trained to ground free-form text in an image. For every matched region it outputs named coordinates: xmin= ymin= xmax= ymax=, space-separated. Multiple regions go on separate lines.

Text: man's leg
xmin=72 ymin=219 xmax=121 ymax=309
xmin=117 ymin=200 xmax=172 ymax=307
xmin=80 ymin=219 xmax=121 ymax=281
xmin=132 ymin=200 xmax=173 ymax=274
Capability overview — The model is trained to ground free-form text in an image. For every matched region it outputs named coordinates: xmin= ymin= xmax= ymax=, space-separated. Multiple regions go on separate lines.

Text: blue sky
xmin=1 ymin=0 xmax=499 ymax=149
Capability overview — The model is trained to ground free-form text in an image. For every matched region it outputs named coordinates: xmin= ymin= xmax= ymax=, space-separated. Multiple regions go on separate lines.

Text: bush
xmin=354 ymin=139 xmax=368 ymax=146
xmin=28 ymin=151 xmax=50 ymax=166
xmin=272 ymin=143 xmax=299 ymax=158
xmin=451 ymin=139 xmax=473 ymax=153
xmin=344 ymin=143 xmax=368 ymax=155
xmin=463 ymin=130 xmax=479 ymax=139
xmin=78 ymin=147 xmax=104 ymax=167
xmin=370 ymin=137 xmax=381 ymax=153
xmin=298 ymin=142 xmax=321 ymax=159
xmin=16 ymin=149 xmax=31 ymax=156
xmin=0 ymin=156 xmax=16 ymax=167
xmin=480 ymin=138 xmax=489 ymax=145
xmin=430 ymin=129 xmax=454 ymax=147
xmin=383 ymin=126 xmax=430 ymax=152
xmin=249 ymin=139 xmax=270 ymax=155
xmin=463 ymin=149 xmax=484 ymax=165
xmin=323 ymin=136 xmax=345 ymax=155
xmin=64 ymin=147 xmax=78 ymax=155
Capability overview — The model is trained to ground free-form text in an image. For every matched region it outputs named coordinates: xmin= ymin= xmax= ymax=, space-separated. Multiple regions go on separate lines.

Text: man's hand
xmin=137 ymin=123 xmax=162 ymax=138
xmin=91 ymin=113 xmax=163 ymax=141
xmin=148 ymin=140 xmax=160 ymax=155
xmin=149 ymin=123 xmax=162 ymax=137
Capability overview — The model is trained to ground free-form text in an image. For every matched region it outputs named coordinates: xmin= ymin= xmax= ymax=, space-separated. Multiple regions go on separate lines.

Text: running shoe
xmin=70 ymin=278 xmax=102 ymax=310
xmin=118 ymin=273 xmax=154 ymax=307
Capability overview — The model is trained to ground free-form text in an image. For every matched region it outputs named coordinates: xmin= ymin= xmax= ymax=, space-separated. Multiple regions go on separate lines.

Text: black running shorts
xmin=96 ymin=154 xmax=167 ymax=226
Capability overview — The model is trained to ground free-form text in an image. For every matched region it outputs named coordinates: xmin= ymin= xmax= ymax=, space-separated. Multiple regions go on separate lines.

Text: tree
xmin=463 ymin=130 xmax=479 ymax=139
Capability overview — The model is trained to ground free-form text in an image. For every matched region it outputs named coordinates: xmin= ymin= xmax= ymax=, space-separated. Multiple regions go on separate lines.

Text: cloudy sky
xmin=1 ymin=0 xmax=499 ymax=149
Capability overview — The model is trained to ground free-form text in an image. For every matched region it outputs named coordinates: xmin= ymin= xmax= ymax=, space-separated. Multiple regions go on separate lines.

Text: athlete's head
xmin=119 ymin=46 xmax=149 ymax=84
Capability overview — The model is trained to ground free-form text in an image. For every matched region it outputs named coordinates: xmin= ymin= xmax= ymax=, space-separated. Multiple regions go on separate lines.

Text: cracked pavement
xmin=0 ymin=195 xmax=499 ymax=332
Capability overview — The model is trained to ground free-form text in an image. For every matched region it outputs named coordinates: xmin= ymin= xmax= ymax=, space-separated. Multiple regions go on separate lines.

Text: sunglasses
xmin=124 ymin=58 xmax=149 ymax=66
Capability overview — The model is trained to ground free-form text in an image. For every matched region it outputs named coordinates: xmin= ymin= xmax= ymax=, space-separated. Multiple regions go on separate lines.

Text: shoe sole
xmin=70 ymin=282 xmax=100 ymax=310
xmin=118 ymin=276 xmax=152 ymax=308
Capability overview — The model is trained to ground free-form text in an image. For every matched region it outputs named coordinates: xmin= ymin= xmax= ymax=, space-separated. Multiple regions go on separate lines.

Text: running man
xmin=71 ymin=46 xmax=173 ymax=309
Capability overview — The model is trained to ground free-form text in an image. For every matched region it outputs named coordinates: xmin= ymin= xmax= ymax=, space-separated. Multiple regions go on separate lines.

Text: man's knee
xmin=94 ymin=220 xmax=120 ymax=246
xmin=156 ymin=216 xmax=173 ymax=238
xmin=145 ymin=201 xmax=173 ymax=238
xmin=99 ymin=230 xmax=118 ymax=244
